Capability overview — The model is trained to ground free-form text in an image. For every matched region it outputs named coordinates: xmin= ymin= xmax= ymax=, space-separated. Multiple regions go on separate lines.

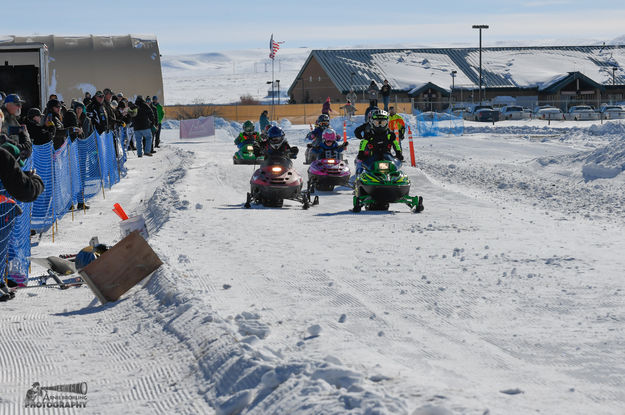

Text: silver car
xmin=568 ymin=105 xmax=597 ymax=121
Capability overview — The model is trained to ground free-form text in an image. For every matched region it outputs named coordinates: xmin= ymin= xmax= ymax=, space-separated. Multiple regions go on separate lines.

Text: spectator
xmin=340 ymin=100 xmax=356 ymax=122
xmin=49 ymin=94 xmax=68 ymax=118
xmin=1 ymin=94 xmax=32 ymax=161
xmin=259 ymin=110 xmax=270 ymax=132
xmin=366 ymin=81 xmax=379 ymax=106
xmin=102 ymin=88 xmax=121 ymax=132
xmin=133 ymin=96 xmax=155 ymax=157
xmin=346 ymin=89 xmax=357 ymax=105
xmin=44 ymin=99 xmax=68 ymax=150
xmin=380 ymin=80 xmax=391 ymax=111
xmin=86 ymin=91 xmax=108 ymax=134
xmin=146 ymin=96 xmax=158 ymax=153
xmin=26 ymin=107 xmax=55 ymax=146
xmin=64 ymin=100 xmax=92 ymax=140
xmin=321 ymin=97 xmax=335 ymax=116
xmin=152 ymin=96 xmax=164 ymax=148
xmin=126 ymin=101 xmax=138 ymax=150
xmin=83 ymin=91 xmax=92 ymax=107
xmin=0 ymin=146 xmax=44 ymax=202
xmin=388 ymin=106 xmax=406 ymax=141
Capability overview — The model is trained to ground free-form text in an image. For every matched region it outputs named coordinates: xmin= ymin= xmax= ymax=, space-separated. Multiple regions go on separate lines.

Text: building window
xmin=309 ymin=76 xmax=312 ymax=82
xmin=318 ymin=76 xmax=322 ymax=82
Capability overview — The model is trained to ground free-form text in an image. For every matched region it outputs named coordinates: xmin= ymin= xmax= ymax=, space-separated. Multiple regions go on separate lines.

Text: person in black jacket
xmin=86 ymin=91 xmax=108 ymax=135
xmin=380 ymin=80 xmax=391 ymax=111
xmin=25 ymin=107 xmax=55 ymax=146
xmin=103 ymin=88 xmax=121 ymax=132
xmin=0 ymin=146 xmax=44 ymax=202
xmin=1 ymin=94 xmax=32 ymax=161
xmin=64 ymin=100 xmax=93 ymax=139
xmin=43 ymin=99 xmax=67 ymax=149
xmin=132 ymin=96 xmax=155 ymax=157
xmin=0 ymin=146 xmax=44 ymax=302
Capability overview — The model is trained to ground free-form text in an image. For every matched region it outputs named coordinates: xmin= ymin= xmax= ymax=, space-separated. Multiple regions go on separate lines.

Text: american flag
xmin=269 ymin=34 xmax=283 ymax=60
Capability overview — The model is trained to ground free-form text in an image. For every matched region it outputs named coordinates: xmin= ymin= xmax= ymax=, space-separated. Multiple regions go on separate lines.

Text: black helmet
xmin=27 ymin=107 xmax=43 ymax=120
xmin=316 ymin=114 xmax=330 ymax=128
xmin=242 ymin=120 xmax=255 ymax=134
xmin=267 ymin=126 xmax=285 ymax=149
xmin=369 ymin=109 xmax=389 ymax=130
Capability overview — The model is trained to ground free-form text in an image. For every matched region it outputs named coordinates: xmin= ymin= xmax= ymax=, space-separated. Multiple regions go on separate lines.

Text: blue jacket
xmin=312 ymin=141 xmax=347 ymax=159
xmin=259 ymin=114 xmax=270 ymax=132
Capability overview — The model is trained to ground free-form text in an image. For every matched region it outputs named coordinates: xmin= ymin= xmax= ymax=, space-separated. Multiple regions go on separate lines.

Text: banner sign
xmin=180 ymin=116 xmax=215 ymax=139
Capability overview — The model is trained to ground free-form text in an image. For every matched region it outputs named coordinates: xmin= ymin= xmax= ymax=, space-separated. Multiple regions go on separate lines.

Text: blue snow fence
xmin=416 ymin=111 xmax=464 ymax=137
xmin=5 ymin=127 xmax=131 ymax=282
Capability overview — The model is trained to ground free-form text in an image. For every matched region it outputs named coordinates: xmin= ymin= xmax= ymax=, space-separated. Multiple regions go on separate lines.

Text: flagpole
xmin=271 ymin=58 xmax=275 ymax=121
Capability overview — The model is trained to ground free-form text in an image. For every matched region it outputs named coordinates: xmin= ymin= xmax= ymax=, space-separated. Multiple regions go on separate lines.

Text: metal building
xmin=0 ymin=35 xmax=164 ymax=107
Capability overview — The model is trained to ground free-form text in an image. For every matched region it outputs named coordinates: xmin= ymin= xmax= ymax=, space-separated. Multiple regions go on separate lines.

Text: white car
xmin=599 ymin=105 xmax=625 ymax=120
xmin=534 ymin=107 xmax=563 ymax=120
xmin=568 ymin=105 xmax=597 ymax=121
xmin=499 ymin=105 xmax=525 ymax=120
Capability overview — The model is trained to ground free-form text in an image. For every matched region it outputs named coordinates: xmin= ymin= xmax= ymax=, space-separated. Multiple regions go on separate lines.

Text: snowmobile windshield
xmin=261 ymin=155 xmax=293 ymax=169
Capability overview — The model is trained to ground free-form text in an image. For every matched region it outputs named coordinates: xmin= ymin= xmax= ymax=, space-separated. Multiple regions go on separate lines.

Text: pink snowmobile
xmin=307 ymin=129 xmax=351 ymax=192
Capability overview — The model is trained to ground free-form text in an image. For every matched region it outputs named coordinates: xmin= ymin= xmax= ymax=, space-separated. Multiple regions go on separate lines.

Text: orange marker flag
xmin=112 ymin=203 xmax=129 ymax=221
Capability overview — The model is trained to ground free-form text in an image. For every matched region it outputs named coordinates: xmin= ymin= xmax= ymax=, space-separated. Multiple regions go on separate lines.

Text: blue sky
xmin=3 ymin=1 xmax=625 ymax=54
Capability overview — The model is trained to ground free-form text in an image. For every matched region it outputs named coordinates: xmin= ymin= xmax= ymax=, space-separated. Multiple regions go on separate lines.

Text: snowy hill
xmin=162 ymin=48 xmax=311 ymax=105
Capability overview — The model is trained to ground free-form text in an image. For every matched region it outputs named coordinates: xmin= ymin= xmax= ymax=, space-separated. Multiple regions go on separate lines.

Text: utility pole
xmin=472 ymin=25 xmax=489 ymax=105
xmin=450 ymin=70 xmax=457 ymax=110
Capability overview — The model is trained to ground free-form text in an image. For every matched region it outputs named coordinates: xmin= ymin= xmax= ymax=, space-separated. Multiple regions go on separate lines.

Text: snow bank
xmin=580 ymin=138 xmax=625 ymax=181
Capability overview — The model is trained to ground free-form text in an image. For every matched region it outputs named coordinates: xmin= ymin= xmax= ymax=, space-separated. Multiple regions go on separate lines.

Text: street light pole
xmin=276 ymin=80 xmax=280 ymax=105
xmin=472 ymin=24 xmax=489 ymax=105
xmin=450 ymin=70 xmax=457 ymax=110
xmin=613 ymin=66 xmax=617 ymax=86
xmin=266 ymin=81 xmax=273 ymax=120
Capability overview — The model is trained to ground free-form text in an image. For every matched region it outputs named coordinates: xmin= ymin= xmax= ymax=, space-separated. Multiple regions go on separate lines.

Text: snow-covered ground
xmin=1 ymin=115 xmax=624 ymax=414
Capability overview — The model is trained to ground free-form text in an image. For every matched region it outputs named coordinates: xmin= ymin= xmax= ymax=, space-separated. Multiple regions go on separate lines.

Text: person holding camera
xmin=44 ymin=99 xmax=68 ymax=150
xmin=1 ymin=94 xmax=32 ymax=162
xmin=86 ymin=91 xmax=108 ymax=135
xmin=26 ymin=107 xmax=55 ymax=146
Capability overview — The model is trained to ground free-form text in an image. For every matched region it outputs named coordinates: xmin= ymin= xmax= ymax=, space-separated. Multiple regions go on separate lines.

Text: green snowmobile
xmin=233 ymin=120 xmax=264 ymax=165
xmin=352 ymin=159 xmax=424 ymax=213
xmin=233 ymin=143 xmax=263 ymax=164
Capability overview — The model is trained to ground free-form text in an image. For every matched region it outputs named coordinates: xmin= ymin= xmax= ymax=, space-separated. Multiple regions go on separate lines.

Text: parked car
xmin=534 ymin=106 xmax=564 ymax=120
xmin=499 ymin=105 xmax=525 ymax=120
xmin=568 ymin=105 xmax=597 ymax=121
xmin=450 ymin=106 xmax=469 ymax=117
xmin=463 ymin=105 xmax=491 ymax=121
xmin=474 ymin=106 xmax=500 ymax=122
xmin=599 ymin=105 xmax=625 ymax=120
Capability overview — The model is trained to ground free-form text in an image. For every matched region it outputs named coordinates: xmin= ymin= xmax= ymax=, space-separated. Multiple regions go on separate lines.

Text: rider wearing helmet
xmin=354 ymin=107 xmax=381 ymax=140
xmin=311 ymin=128 xmax=348 ymax=161
xmin=356 ymin=110 xmax=403 ymax=171
xmin=306 ymin=114 xmax=330 ymax=143
xmin=254 ymin=126 xmax=298 ymax=158
xmin=234 ymin=120 xmax=261 ymax=147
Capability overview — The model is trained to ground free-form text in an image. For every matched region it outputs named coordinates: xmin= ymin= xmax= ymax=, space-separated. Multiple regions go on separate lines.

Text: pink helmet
xmin=322 ymin=129 xmax=337 ymax=144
